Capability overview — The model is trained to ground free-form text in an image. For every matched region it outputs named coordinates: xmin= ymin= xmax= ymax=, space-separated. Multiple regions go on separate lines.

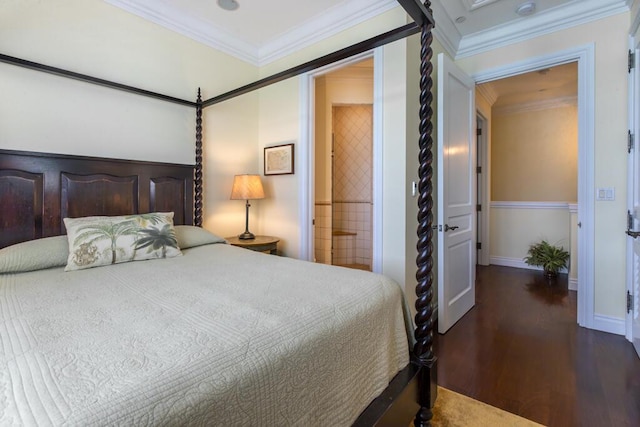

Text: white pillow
xmin=0 ymin=236 xmax=69 ymax=273
xmin=174 ymin=225 xmax=227 ymax=249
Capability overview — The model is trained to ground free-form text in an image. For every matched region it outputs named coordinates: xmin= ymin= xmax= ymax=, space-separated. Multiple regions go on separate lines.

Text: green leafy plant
xmin=524 ymin=240 xmax=570 ymax=279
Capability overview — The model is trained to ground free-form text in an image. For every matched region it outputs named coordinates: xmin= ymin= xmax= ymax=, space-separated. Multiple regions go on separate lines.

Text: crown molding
xmin=103 ymin=0 xmax=260 ymax=64
xmin=462 ymin=0 xmax=500 ymax=11
xmin=258 ymin=0 xmax=397 ymax=66
xmin=630 ymin=0 xmax=640 ymax=35
xmin=476 ymin=83 xmax=498 ymax=105
xmin=431 ymin=0 xmax=461 ymax=60
xmin=104 ymin=0 xmax=398 ymax=67
xmin=493 ymin=95 xmax=577 ymax=116
xmin=456 ymin=0 xmax=630 ymax=59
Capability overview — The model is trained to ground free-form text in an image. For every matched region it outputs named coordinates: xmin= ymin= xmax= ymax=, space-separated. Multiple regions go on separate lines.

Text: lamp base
xmin=238 ymin=231 xmax=256 ymax=240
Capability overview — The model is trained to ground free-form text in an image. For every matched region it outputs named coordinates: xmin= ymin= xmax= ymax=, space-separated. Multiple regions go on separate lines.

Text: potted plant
xmin=524 ymin=240 xmax=570 ymax=280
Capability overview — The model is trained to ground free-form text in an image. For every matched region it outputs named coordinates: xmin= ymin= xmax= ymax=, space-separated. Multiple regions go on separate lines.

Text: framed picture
xmin=264 ymin=143 xmax=294 ymax=175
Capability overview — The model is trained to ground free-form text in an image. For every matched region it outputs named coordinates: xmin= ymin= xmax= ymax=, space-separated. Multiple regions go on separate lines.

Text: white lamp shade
xmin=230 ymin=174 xmax=265 ymax=200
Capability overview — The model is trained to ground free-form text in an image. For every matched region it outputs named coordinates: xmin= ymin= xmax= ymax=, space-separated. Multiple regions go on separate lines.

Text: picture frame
xmin=264 ymin=143 xmax=294 ymax=175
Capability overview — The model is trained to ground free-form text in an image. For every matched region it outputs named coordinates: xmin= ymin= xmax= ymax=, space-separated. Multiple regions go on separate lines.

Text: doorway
xmin=476 ymin=62 xmax=578 ymax=283
xmin=311 ymin=57 xmax=375 ymax=271
xmin=472 ymin=45 xmax=596 ymax=330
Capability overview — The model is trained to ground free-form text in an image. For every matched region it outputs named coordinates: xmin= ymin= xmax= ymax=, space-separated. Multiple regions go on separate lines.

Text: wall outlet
xmin=596 ymin=187 xmax=615 ymax=201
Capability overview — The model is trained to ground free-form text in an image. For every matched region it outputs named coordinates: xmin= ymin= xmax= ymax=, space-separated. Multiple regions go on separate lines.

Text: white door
xmin=629 ymin=44 xmax=640 ymax=358
xmin=437 ymin=53 xmax=476 ymax=334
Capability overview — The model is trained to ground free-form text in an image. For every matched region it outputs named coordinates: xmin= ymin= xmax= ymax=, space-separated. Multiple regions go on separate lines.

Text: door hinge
xmin=476 ymin=128 xmax=482 ymax=136
xmin=476 ymin=204 xmax=482 ymax=212
xmin=476 ymin=242 xmax=482 ymax=250
xmin=629 ymin=50 xmax=636 ymax=73
xmin=628 ymin=290 xmax=633 ymax=314
xmin=627 ymin=210 xmax=640 ymax=238
xmin=476 ymin=166 xmax=482 ymax=174
xmin=629 ymin=130 xmax=634 ymax=153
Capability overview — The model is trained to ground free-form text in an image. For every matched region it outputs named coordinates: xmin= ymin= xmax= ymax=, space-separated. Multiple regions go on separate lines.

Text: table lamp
xmin=230 ymin=174 xmax=265 ymax=240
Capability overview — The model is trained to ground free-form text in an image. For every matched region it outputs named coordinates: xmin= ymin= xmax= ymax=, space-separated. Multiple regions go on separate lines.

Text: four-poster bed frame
xmin=0 ymin=1 xmax=438 ymax=424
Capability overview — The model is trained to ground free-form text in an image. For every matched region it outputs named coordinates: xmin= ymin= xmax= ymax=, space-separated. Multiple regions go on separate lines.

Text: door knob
xmin=444 ymin=224 xmax=459 ymax=232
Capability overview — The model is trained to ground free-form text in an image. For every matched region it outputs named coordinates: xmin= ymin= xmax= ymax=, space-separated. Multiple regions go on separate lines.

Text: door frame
xmin=298 ymin=48 xmax=384 ymax=272
xmin=473 ymin=44 xmax=599 ymax=332
xmin=476 ymin=112 xmax=490 ymax=266
xmin=627 ymin=33 xmax=640 ymax=347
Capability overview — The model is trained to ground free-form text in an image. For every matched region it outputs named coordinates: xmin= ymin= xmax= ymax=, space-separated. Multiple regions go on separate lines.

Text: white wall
xmin=457 ymin=12 xmax=630 ymax=319
xmin=0 ymin=0 xmax=260 ymax=238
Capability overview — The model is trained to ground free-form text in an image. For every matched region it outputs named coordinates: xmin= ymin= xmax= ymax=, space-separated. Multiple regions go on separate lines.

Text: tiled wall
xmin=333 ymin=105 xmax=372 ymax=202
xmin=331 ymin=105 xmax=373 ymax=269
xmin=314 ymin=202 xmax=332 ymax=264
xmin=332 ymin=202 xmax=372 ymax=267
xmin=314 ymin=105 xmax=373 ymax=269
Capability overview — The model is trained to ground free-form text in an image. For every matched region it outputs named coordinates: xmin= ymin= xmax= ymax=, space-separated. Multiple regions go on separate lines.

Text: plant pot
xmin=543 ymin=269 xmax=557 ymax=281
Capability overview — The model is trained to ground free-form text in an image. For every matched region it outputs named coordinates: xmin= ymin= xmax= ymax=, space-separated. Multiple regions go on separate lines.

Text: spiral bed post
xmin=413 ymin=1 xmax=437 ymax=426
xmin=194 ymin=88 xmax=204 ymax=227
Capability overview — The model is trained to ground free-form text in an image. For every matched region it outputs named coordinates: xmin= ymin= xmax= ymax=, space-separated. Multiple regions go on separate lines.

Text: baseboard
xmin=568 ymin=277 xmax=578 ymax=291
xmin=489 ymin=256 xmax=569 ymax=274
xmin=591 ymin=314 xmax=626 ymax=336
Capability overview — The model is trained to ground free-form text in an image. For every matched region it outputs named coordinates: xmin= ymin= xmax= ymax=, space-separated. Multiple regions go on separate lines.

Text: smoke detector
xmin=516 ymin=2 xmax=536 ymax=16
xmin=217 ymin=0 xmax=239 ymax=11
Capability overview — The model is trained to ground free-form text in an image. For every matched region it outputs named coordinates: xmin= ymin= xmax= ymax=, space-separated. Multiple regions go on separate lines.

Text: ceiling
xmin=104 ymin=0 xmax=631 ymax=66
xmin=478 ymin=61 xmax=578 ymax=110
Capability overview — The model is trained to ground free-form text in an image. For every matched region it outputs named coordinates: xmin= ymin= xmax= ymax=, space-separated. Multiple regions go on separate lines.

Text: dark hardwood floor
xmin=436 ymin=265 xmax=640 ymax=427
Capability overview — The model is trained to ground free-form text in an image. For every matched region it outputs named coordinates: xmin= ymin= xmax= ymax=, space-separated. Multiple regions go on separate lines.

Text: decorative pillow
xmin=174 ymin=225 xmax=227 ymax=249
xmin=0 ymin=236 xmax=69 ymax=274
xmin=63 ymin=212 xmax=182 ymax=271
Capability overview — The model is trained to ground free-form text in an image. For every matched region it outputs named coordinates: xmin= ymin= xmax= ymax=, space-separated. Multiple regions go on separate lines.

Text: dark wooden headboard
xmin=0 ymin=149 xmax=194 ymax=249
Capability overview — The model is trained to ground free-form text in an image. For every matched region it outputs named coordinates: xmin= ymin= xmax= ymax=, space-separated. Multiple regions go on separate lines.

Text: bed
xmin=0 ymin=1 xmax=437 ymax=425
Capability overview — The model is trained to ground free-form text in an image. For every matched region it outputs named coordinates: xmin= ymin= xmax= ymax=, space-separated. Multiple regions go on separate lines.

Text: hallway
xmin=436 ymin=265 xmax=640 ymax=426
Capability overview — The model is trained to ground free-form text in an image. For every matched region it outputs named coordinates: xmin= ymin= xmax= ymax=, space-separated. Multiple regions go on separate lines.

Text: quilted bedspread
xmin=0 ymin=243 xmax=410 ymax=426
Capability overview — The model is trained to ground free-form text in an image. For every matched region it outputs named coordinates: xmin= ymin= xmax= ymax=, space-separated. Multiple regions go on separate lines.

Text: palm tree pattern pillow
xmin=63 ymin=212 xmax=182 ymax=271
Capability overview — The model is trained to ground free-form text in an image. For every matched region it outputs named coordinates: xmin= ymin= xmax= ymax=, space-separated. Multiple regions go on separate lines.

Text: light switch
xmin=596 ymin=187 xmax=615 ymax=201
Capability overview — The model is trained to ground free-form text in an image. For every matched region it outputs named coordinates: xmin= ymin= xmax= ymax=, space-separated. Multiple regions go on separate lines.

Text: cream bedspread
xmin=0 ymin=243 xmax=410 ymax=426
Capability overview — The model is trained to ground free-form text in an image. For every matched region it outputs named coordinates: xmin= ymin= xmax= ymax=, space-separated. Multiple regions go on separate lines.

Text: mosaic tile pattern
xmin=333 ymin=105 xmax=372 ymax=202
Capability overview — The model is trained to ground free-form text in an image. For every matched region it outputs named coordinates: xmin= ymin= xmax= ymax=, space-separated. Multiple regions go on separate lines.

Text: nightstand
xmin=226 ymin=235 xmax=280 ymax=255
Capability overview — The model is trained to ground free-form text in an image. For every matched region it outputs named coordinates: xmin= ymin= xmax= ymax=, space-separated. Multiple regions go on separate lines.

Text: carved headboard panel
xmin=0 ymin=149 xmax=194 ymax=248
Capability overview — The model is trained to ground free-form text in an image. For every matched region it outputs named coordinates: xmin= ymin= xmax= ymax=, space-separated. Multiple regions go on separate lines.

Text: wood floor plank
xmin=435 ymin=265 xmax=640 ymax=427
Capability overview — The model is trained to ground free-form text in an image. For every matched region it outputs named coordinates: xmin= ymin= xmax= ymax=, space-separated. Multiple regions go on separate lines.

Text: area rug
xmin=429 ymin=387 xmax=545 ymax=427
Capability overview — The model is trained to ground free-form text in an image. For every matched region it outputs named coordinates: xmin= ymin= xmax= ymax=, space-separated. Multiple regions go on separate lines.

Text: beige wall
xmin=457 ymin=13 xmax=629 ymax=318
xmin=255 ymin=7 xmax=417 ymax=280
xmin=0 ymin=0 xmax=260 ymax=240
xmin=490 ymin=205 xmax=571 ymax=261
xmin=492 ymin=105 xmax=578 ymax=202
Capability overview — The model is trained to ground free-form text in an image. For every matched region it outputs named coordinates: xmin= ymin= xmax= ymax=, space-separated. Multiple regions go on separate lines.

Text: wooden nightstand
xmin=226 ymin=235 xmax=280 ymax=255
